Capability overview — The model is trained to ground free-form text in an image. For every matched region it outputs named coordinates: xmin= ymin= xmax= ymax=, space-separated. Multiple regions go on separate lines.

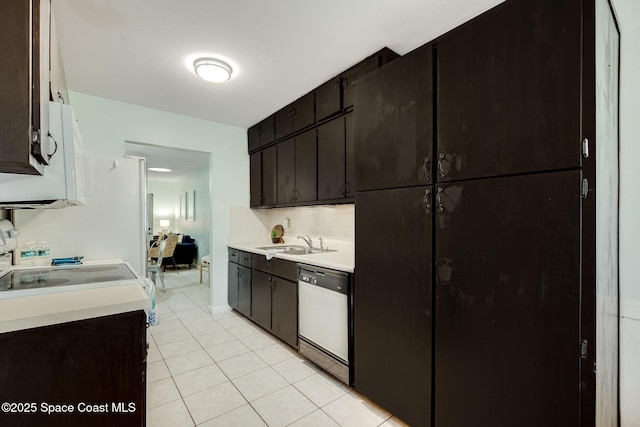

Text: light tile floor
xmin=146 ymin=268 xmax=408 ymax=427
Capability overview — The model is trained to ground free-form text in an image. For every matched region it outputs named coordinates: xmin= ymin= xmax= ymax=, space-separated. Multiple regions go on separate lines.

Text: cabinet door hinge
xmin=580 ymin=339 xmax=588 ymax=359
xmin=581 ymin=178 xmax=589 ymax=199
xmin=582 ymin=138 xmax=589 ymax=158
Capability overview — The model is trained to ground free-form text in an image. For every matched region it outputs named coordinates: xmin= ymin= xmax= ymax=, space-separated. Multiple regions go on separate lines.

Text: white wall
xmin=14 ymin=156 xmax=148 ymax=274
xmin=147 ymin=180 xmax=181 ymax=234
xmin=68 ymin=92 xmax=248 ymax=312
xmin=174 ymin=166 xmax=211 ymax=262
xmin=613 ymin=0 xmax=640 ymax=425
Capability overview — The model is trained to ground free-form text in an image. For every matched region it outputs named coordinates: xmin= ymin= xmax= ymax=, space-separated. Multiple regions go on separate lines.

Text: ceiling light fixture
xmin=193 ymin=57 xmax=233 ymax=83
xmin=148 ymin=167 xmax=172 ymax=172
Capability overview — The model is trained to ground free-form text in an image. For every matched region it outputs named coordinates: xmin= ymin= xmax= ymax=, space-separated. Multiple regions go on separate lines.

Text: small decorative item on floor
xmin=147 ymin=280 xmax=159 ymax=326
xmin=271 ymin=225 xmax=284 ymax=243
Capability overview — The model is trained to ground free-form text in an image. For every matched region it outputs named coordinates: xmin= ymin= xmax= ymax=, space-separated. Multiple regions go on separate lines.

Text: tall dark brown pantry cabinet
xmin=436 ymin=0 xmax=582 ymax=182
xmin=434 ymin=171 xmax=581 ymax=426
xmin=355 ymin=187 xmax=433 ymax=427
xmin=354 ymin=44 xmax=432 ymax=192
xmin=353 ymin=0 xmax=619 ymax=426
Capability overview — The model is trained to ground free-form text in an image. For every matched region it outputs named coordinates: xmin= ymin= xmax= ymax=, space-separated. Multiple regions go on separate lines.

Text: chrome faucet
xmin=297 ymin=234 xmax=313 ymax=248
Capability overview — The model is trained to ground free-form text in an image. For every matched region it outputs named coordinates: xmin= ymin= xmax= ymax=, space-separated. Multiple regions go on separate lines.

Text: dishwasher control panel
xmin=299 ymin=273 xmax=317 ymax=285
xmin=297 ymin=265 xmax=349 ymax=295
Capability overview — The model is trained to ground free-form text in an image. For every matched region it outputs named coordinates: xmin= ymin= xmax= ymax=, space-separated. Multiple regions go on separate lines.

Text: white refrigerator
xmin=14 ymin=155 xmax=149 ymax=276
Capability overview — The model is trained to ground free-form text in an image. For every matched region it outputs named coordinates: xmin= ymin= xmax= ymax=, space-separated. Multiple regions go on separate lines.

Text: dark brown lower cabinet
xmin=228 ymin=261 xmax=239 ymax=309
xmin=251 ymin=270 xmax=272 ymax=331
xmin=434 ymin=170 xmax=581 ymax=426
xmin=251 ymin=269 xmax=298 ymax=348
xmin=354 ymin=186 xmax=433 ymax=427
xmin=237 ymin=265 xmax=252 ymax=317
xmin=270 ymin=277 xmax=298 ymax=347
xmin=228 ymin=262 xmax=251 ymax=317
xmin=0 ymin=311 xmax=147 ymax=427
xmin=228 ymin=250 xmax=252 ymax=317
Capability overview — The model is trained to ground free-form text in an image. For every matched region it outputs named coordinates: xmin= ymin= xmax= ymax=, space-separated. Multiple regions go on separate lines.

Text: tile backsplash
xmin=228 ymin=204 xmax=354 ymax=245
xmin=271 ymin=205 xmax=354 ymax=242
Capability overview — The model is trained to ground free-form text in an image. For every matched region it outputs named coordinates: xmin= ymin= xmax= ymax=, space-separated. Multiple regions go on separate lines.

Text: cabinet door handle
xmin=437 ymin=154 xmax=445 ymax=179
xmin=423 ymin=157 xmax=430 ymax=182
xmin=436 ymin=187 xmax=444 ymax=212
xmin=423 ymin=189 xmax=431 ymax=214
xmin=346 ymin=181 xmax=351 ymax=195
xmin=237 ymin=268 xmax=242 ymax=277
xmin=340 ymin=182 xmax=346 ymax=196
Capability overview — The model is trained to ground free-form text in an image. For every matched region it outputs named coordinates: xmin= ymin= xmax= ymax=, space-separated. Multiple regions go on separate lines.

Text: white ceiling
xmin=52 ymin=0 xmax=504 ymax=179
xmin=124 ymin=142 xmax=209 ymax=182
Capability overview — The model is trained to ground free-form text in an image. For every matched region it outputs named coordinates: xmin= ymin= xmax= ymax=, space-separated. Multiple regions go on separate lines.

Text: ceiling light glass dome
xmin=193 ymin=58 xmax=233 ymax=83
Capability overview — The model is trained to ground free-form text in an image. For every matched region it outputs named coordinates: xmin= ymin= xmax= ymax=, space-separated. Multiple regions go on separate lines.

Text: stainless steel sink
xmin=256 ymin=245 xmax=336 ymax=255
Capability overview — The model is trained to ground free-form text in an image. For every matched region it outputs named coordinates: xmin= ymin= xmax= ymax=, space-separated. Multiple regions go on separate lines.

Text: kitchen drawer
xmin=228 ymin=247 xmax=239 ymax=263
xmin=228 ymin=248 xmax=252 ymax=267
xmin=238 ymin=251 xmax=252 ymax=268
xmin=251 ymin=254 xmax=297 ymax=282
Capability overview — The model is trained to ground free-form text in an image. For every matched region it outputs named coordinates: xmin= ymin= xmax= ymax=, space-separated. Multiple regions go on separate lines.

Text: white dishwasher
xmin=297 ymin=264 xmax=351 ymax=385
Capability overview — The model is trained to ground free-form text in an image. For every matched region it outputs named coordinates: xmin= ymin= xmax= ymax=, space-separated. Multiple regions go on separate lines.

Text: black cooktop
xmin=0 ymin=264 xmax=138 ymax=292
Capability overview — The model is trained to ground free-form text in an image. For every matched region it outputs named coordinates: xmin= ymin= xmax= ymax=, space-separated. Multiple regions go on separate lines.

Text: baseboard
xmin=210 ymin=304 xmax=232 ymax=315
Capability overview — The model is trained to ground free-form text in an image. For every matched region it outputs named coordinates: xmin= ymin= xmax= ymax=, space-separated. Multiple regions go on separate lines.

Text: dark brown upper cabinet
xmin=436 ymin=0 xmax=582 ymax=182
xmin=315 ymin=75 xmax=342 ymax=122
xmin=277 ymin=129 xmax=317 ymax=205
xmin=345 ymin=112 xmax=355 ymax=197
xmin=262 ymin=145 xmax=278 ymax=206
xmin=248 ymin=115 xmax=275 ymax=153
xmin=250 ymin=146 xmax=278 ymax=208
xmin=354 ymin=44 xmax=433 ymax=192
xmin=343 ymin=47 xmax=399 ymax=110
xmin=317 ymin=114 xmax=355 ymax=201
xmin=274 ymin=92 xmax=315 ymax=140
xmin=315 ymin=48 xmax=399 ymax=124
xmin=249 ymin=152 xmax=262 ymax=207
xmin=0 ymin=0 xmax=52 ymax=174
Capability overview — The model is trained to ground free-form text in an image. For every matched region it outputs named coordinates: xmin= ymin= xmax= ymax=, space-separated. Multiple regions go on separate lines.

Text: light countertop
xmin=228 ymin=242 xmax=354 ymax=273
xmin=0 ymin=259 xmax=151 ymax=334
